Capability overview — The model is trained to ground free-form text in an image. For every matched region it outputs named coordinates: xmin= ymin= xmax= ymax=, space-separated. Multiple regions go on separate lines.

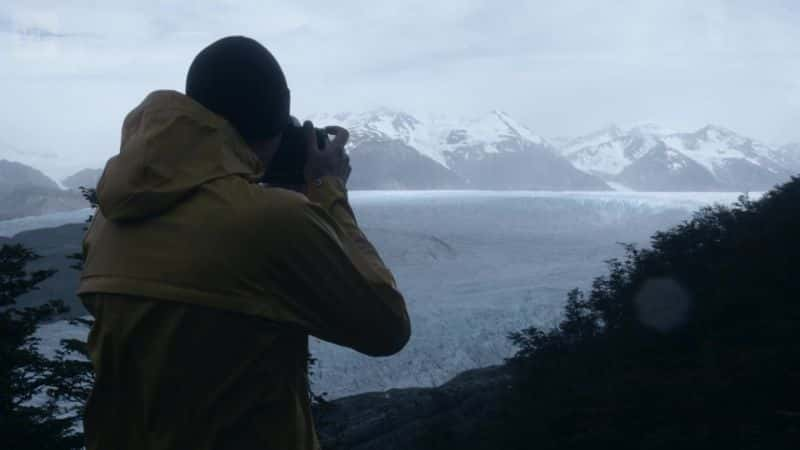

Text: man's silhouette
xmin=78 ymin=36 xmax=410 ymax=450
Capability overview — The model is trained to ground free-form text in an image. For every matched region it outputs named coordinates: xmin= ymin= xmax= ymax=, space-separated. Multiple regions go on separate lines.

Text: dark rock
xmin=315 ymin=365 xmax=511 ymax=450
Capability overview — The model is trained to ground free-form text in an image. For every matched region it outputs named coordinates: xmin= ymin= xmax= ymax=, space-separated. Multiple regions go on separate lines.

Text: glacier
xmin=16 ymin=190 xmax=759 ymax=400
xmin=0 ymin=208 xmax=93 ymax=238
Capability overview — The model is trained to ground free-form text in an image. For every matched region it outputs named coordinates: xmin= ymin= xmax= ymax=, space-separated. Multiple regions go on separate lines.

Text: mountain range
xmin=312 ymin=109 xmax=609 ymax=190
xmin=312 ymin=110 xmax=798 ymax=192
xmin=2 ymin=111 xmax=799 ymax=220
xmin=559 ymin=123 xmax=795 ymax=191
xmin=0 ymin=160 xmax=93 ymax=220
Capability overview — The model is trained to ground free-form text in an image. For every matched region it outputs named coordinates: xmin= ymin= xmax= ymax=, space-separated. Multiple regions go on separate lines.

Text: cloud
xmin=0 ymin=0 xmax=799 ymax=178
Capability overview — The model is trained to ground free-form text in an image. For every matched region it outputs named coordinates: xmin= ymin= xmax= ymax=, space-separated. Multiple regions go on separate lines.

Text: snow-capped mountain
xmin=558 ymin=123 xmax=678 ymax=177
xmin=440 ymin=111 xmax=607 ymax=189
xmin=311 ymin=109 xmax=608 ymax=190
xmin=771 ymin=143 xmax=800 ymax=173
xmin=559 ymin=124 xmax=795 ymax=191
xmin=662 ymin=125 xmax=788 ymax=190
xmin=311 ymin=108 xmax=442 ymax=161
xmin=311 ymin=109 xmax=464 ymax=189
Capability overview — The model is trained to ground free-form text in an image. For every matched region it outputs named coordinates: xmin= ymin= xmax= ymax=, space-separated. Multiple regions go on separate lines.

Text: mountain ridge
xmin=312 ymin=109 xmax=609 ymax=190
xmin=559 ymin=122 xmax=796 ymax=191
xmin=0 ymin=160 xmax=86 ymax=220
xmin=3 ymin=115 xmax=800 ymax=198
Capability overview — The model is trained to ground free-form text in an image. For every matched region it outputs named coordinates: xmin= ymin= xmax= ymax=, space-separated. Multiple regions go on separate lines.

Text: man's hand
xmin=303 ymin=121 xmax=351 ymax=185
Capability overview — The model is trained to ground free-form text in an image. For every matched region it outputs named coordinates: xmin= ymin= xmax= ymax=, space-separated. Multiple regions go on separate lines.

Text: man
xmin=78 ymin=36 xmax=410 ymax=450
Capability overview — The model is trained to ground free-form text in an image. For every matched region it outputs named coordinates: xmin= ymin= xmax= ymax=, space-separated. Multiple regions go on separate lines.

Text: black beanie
xmin=186 ymin=36 xmax=290 ymax=141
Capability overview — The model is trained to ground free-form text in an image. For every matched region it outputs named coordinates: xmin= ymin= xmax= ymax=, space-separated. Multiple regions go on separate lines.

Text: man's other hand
xmin=303 ymin=121 xmax=351 ymax=185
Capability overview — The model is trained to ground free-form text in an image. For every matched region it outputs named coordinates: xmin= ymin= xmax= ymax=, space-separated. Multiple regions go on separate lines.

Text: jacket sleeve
xmin=273 ymin=177 xmax=411 ymax=357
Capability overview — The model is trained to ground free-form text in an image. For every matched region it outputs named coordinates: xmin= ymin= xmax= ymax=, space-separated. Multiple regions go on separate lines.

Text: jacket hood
xmin=97 ymin=90 xmax=264 ymax=221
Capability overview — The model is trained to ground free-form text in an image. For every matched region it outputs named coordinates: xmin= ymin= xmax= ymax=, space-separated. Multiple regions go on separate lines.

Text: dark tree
xmin=0 ymin=244 xmax=83 ymax=449
xmin=488 ymin=177 xmax=800 ymax=450
xmin=1 ymin=186 xmax=98 ymax=449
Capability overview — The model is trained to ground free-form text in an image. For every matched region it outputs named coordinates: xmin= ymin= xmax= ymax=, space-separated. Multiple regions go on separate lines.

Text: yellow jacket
xmin=78 ymin=90 xmax=410 ymax=450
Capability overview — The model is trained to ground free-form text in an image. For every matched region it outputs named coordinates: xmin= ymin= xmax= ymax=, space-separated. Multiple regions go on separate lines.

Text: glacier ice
xmin=18 ymin=191 xmax=757 ymax=399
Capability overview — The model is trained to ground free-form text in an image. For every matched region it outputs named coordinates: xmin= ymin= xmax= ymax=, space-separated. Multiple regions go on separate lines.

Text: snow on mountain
xmin=310 ymin=109 xmax=608 ymax=190
xmin=310 ymin=108 xmax=439 ymax=161
xmin=439 ymin=112 xmax=607 ymax=189
xmin=444 ymin=110 xmax=546 ymax=151
xmin=311 ymin=109 xmax=549 ymax=167
xmin=556 ymin=125 xmax=623 ymax=156
xmin=772 ymin=143 xmax=800 ymax=173
xmin=564 ymin=135 xmax=640 ymax=176
xmin=661 ymin=125 xmax=782 ymax=177
xmin=560 ymin=123 xmax=793 ymax=191
xmin=310 ymin=109 xmax=462 ymax=188
xmin=560 ymin=123 xmax=678 ymax=177
xmin=440 ymin=110 xmax=550 ymax=163
xmin=615 ymin=141 xmax=722 ymax=191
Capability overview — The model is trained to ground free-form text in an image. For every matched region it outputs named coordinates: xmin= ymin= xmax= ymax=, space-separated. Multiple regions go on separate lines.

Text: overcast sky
xmin=1 ymin=0 xmax=799 ymax=179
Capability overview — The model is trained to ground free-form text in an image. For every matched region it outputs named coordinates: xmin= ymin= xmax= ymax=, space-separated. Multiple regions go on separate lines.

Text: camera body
xmin=261 ymin=117 xmax=328 ymax=187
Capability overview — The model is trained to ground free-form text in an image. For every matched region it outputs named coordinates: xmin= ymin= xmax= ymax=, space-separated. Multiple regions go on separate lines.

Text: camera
xmin=261 ymin=116 xmax=328 ymax=186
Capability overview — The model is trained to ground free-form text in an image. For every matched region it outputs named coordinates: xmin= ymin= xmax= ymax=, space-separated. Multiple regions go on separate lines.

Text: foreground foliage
xmin=1 ymin=186 xmax=96 ymax=449
xmin=0 ymin=244 xmax=84 ymax=449
xmin=485 ymin=177 xmax=800 ymax=449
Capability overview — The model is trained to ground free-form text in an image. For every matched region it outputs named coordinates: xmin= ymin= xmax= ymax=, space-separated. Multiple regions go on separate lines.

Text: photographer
xmin=77 ymin=36 xmax=410 ymax=450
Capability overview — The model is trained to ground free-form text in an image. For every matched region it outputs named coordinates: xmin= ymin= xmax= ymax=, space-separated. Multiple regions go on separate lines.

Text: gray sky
xmin=1 ymin=0 xmax=799 ymax=179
